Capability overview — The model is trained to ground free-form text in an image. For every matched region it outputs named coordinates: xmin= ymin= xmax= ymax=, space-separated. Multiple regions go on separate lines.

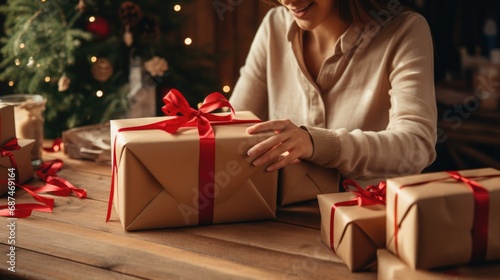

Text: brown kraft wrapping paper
xmin=318 ymin=192 xmax=386 ymax=272
xmin=378 ymin=249 xmax=500 ymax=280
xmin=0 ymin=139 xmax=35 ymax=196
xmin=386 ymin=168 xmax=500 ymax=270
xmin=110 ymin=111 xmax=278 ymax=231
xmin=279 ymin=160 xmax=339 ymax=206
xmin=0 ymin=105 xmax=17 ymax=147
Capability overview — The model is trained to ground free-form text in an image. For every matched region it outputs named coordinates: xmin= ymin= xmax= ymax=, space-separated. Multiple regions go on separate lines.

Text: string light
xmin=44 ymin=76 xmax=51 ymax=82
xmin=19 ymin=43 xmax=25 ymax=49
xmin=36 ymin=63 xmax=41 ymax=67
xmin=90 ymin=56 xmax=97 ymax=63
xmin=174 ymin=5 xmax=181 ymax=12
xmin=96 ymin=90 xmax=104 ymax=98
xmin=14 ymin=59 xmax=21 ymax=66
xmin=184 ymin=37 xmax=192 ymax=45
xmin=222 ymin=85 xmax=231 ymax=93
xmin=8 ymin=81 xmax=14 ymax=87
xmin=89 ymin=16 xmax=95 ymax=23
xmin=41 ymin=0 xmax=46 ymax=2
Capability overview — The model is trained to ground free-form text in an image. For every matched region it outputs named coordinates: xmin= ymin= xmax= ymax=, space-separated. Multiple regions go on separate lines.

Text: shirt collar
xmin=287 ymin=21 xmax=363 ymax=56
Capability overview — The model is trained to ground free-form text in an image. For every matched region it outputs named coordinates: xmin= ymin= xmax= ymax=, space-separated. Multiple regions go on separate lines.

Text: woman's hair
xmin=262 ymin=0 xmax=413 ymax=25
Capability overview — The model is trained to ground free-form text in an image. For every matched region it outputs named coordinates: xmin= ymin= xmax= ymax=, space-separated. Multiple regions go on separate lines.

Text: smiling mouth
xmin=292 ymin=3 xmax=313 ymax=13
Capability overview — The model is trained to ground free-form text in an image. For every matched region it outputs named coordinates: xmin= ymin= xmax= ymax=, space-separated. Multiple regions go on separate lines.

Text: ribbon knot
xmin=0 ymin=138 xmax=20 ymax=155
xmin=342 ymin=179 xmax=386 ymax=206
xmin=0 ymin=138 xmax=21 ymax=181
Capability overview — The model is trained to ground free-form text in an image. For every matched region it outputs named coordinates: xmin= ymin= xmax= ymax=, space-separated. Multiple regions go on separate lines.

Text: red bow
xmin=329 ymin=179 xmax=386 ymax=253
xmin=0 ymin=138 xmax=21 ymax=181
xmin=342 ymin=179 xmax=386 ymax=206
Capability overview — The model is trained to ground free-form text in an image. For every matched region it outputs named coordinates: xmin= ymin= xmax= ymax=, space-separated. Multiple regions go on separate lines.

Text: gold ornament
xmin=144 ymin=56 xmax=168 ymax=77
xmin=91 ymin=58 xmax=113 ymax=82
xmin=123 ymin=26 xmax=133 ymax=47
xmin=58 ymin=74 xmax=71 ymax=92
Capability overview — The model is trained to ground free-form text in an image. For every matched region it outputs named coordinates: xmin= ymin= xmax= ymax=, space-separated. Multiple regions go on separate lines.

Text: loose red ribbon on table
xmin=329 ymin=179 xmax=386 ymax=253
xmin=43 ymin=138 xmax=63 ymax=153
xmin=0 ymin=159 xmax=87 ymax=218
xmin=393 ymin=171 xmax=493 ymax=263
xmin=106 ymin=89 xmax=260 ymax=225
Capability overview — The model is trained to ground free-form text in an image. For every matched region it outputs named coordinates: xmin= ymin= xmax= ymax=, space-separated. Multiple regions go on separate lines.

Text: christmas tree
xmin=0 ymin=0 xmax=220 ymax=138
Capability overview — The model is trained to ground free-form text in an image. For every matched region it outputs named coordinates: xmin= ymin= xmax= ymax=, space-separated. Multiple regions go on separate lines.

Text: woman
xmin=229 ymin=0 xmax=437 ymax=182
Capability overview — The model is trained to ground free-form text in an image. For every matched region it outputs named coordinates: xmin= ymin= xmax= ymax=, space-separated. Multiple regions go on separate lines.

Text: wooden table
xmin=0 ymin=146 xmax=377 ymax=279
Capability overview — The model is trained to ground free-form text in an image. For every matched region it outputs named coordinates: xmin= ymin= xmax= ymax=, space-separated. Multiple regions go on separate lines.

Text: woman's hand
xmin=246 ymin=119 xmax=313 ymax=171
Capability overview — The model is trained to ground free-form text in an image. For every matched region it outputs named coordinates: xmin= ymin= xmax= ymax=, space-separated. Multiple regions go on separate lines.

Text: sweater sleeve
xmin=305 ymin=13 xmax=437 ymax=180
xmin=229 ymin=9 xmax=276 ymax=121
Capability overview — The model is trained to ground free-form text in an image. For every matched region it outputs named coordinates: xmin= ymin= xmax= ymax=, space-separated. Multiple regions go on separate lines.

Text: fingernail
xmin=247 ymin=149 xmax=254 ymax=157
xmin=266 ymin=166 xmax=275 ymax=172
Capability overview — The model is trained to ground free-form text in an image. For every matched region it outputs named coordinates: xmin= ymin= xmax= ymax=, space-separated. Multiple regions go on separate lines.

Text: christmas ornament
xmin=86 ymin=16 xmax=111 ymax=39
xmin=144 ymin=56 xmax=168 ymax=77
xmin=76 ymin=0 xmax=86 ymax=12
xmin=123 ymin=26 xmax=133 ymax=47
xmin=91 ymin=58 xmax=113 ymax=82
xmin=26 ymin=57 xmax=35 ymax=67
xmin=119 ymin=1 xmax=143 ymax=47
xmin=58 ymin=74 xmax=71 ymax=92
xmin=118 ymin=1 xmax=143 ymax=27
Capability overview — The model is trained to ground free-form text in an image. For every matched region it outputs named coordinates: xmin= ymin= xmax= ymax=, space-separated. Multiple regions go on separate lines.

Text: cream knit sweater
xmin=230 ymin=7 xmax=437 ymax=181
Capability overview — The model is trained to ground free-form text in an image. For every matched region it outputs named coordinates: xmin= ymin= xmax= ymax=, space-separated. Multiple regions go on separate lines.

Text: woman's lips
xmin=291 ymin=3 xmax=313 ymax=18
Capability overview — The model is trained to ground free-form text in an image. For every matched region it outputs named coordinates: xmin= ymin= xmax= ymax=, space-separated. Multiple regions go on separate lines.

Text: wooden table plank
xmin=0 ymin=245 xmax=141 ymax=280
xmin=13 ymin=219 xmax=284 ymax=279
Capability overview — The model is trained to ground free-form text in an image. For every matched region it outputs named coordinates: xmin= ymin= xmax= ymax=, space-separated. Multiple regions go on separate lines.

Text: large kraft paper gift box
xmin=386 ymin=168 xmax=500 ymax=270
xmin=109 ymin=110 xmax=278 ymax=231
xmin=378 ymin=249 xmax=500 ymax=280
xmin=0 ymin=105 xmax=17 ymax=146
xmin=278 ymin=160 xmax=339 ymax=205
xmin=317 ymin=182 xmax=386 ymax=272
xmin=0 ymin=139 xmax=35 ymax=196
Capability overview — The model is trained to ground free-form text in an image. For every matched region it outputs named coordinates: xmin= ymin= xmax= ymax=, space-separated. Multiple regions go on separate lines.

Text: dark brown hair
xmin=262 ymin=0 xmax=411 ymax=25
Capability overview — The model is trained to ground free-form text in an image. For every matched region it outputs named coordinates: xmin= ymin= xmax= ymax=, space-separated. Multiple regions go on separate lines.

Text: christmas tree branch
xmin=12 ymin=9 xmax=43 ymax=55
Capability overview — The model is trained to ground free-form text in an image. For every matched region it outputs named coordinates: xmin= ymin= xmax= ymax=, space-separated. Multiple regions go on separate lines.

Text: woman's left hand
xmin=246 ymin=119 xmax=313 ymax=171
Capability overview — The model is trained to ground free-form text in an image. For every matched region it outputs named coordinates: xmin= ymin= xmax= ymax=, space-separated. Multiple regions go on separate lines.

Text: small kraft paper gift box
xmin=0 ymin=139 xmax=35 ymax=196
xmin=108 ymin=89 xmax=278 ymax=231
xmin=318 ymin=179 xmax=386 ymax=272
xmin=278 ymin=160 xmax=339 ymax=206
xmin=378 ymin=249 xmax=500 ymax=280
xmin=386 ymin=168 xmax=500 ymax=270
xmin=0 ymin=105 xmax=17 ymax=146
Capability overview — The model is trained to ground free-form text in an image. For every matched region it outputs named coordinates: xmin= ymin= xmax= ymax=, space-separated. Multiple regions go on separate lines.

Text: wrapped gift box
xmin=278 ymin=160 xmax=339 ymax=205
xmin=0 ymin=105 xmax=17 ymax=147
xmin=318 ymin=191 xmax=386 ymax=271
xmin=378 ymin=249 xmax=500 ymax=280
xmin=0 ymin=139 xmax=35 ymax=196
xmin=386 ymin=168 xmax=500 ymax=270
xmin=110 ymin=111 xmax=278 ymax=231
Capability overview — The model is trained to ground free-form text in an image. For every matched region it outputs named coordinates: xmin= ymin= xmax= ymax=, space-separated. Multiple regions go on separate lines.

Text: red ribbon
xmin=393 ymin=171 xmax=493 ymax=263
xmin=329 ymin=179 xmax=386 ymax=253
xmin=35 ymin=159 xmax=87 ymax=198
xmin=106 ymin=89 xmax=260 ymax=225
xmin=43 ymin=138 xmax=63 ymax=153
xmin=0 ymin=183 xmax=54 ymax=218
xmin=0 ymin=138 xmax=21 ymax=181
xmin=0 ymin=159 xmax=87 ymax=218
